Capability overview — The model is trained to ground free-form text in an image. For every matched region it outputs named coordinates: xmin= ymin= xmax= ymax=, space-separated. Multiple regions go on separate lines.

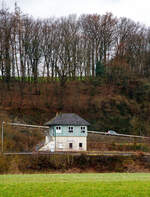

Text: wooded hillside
xmin=1 ymin=75 xmax=150 ymax=136
xmin=0 ymin=4 xmax=150 ymax=144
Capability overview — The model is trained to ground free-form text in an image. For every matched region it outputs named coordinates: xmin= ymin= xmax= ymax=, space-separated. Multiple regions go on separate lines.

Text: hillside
xmin=0 ymin=5 xmax=150 ymax=137
xmin=0 ymin=75 xmax=150 ymax=136
xmin=1 ymin=76 xmax=150 ymax=172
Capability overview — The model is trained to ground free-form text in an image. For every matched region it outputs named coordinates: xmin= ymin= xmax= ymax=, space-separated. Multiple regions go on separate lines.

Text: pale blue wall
xmin=49 ymin=125 xmax=88 ymax=137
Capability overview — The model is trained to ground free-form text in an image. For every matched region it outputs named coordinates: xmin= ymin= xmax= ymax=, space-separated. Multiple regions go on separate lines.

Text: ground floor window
xmin=58 ymin=143 xmax=63 ymax=149
xmin=69 ymin=143 xmax=73 ymax=149
xmin=79 ymin=143 xmax=83 ymax=148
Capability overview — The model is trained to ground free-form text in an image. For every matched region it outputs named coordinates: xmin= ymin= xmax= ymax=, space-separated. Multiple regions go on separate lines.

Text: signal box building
xmin=39 ymin=113 xmax=90 ymax=152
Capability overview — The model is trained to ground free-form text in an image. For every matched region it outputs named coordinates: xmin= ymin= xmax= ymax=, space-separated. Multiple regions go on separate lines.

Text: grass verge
xmin=0 ymin=173 xmax=150 ymax=197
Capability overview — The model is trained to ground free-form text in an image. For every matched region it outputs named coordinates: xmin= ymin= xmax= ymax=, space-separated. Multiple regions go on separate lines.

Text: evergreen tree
xmin=96 ymin=61 xmax=105 ymax=77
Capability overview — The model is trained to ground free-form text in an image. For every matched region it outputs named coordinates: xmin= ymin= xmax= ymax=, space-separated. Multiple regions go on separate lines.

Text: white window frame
xmin=56 ymin=126 xmax=61 ymax=133
xmin=58 ymin=143 xmax=63 ymax=149
xmin=69 ymin=126 xmax=74 ymax=133
xmin=81 ymin=126 xmax=86 ymax=133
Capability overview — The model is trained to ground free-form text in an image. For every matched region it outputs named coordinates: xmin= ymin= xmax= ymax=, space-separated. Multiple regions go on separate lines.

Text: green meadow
xmin=0 ymin=173 xmax=150 ymax=197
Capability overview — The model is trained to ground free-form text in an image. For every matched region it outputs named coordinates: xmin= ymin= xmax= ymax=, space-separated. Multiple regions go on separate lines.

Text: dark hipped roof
xmin=44 ymin=113 xmax=90 ymax=126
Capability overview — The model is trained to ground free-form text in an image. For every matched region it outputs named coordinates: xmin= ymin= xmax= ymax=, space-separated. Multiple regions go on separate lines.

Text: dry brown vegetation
xmin=0 ymin=76 xmax=150 ymax=131
xmin=1 ymin=77 xmax=150 ymax=172
xmin=0 ymin=154 xmax=150 ymax=174
xmin=1 ymin=77 xmax=150 ymax=134
xmin=0 ymin=76 xmax=150 ymax=153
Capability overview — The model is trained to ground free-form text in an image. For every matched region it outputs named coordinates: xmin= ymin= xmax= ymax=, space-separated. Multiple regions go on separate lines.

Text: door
xmin=69 ymin=143 xmax=73 ymax=149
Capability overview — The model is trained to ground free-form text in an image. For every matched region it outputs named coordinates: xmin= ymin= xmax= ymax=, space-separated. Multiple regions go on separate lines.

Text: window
xmin=58 ymin=143 xmax=63 ymax=149
xmin=56 ymin=126 xmax=61 ymax=133
xmin=81 ymin=126 xmax=85 ymax=133
xmin=79 ymin=143 xmax=83 ymax=148
xmin=69 ymin=143 xmax=73 ymax=149
xmin=69 ymin=126 xmax=73 ymax=133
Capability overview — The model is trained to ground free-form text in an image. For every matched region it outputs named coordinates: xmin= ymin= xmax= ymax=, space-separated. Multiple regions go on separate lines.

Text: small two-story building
xmin=39 ymin=113 xmax=90 ymax=152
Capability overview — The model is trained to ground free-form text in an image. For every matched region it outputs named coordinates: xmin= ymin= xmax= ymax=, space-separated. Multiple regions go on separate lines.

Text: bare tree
xmin=53 ymin=15 xmax=80 ymax=84
xmin=0 ymin=8 xmax=13 ymax=88
xmin=42 ymin=18 xmax=58 ymax=81
xmin=24 ymin=20 xmax=43 ymax=83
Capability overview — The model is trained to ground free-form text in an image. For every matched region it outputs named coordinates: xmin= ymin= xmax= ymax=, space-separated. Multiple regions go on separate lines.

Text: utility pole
xmin=1 ymin=121 xmax=4 ymax=154
xmin=55 ymin=128 xmax=56 ymax=152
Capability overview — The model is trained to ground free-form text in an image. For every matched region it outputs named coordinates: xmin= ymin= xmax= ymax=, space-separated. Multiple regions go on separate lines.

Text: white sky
xmin=1 ymin=0 xmax=150 ymax=26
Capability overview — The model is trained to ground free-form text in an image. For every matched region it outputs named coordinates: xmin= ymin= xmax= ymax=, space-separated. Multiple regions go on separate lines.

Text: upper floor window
xmin=81 ymin=126 xmax=85 ymax=133
xmin=56 ymin=126 xmax=61 ymax=133
xmin=69 ymin=126 xmax=73 ymax=133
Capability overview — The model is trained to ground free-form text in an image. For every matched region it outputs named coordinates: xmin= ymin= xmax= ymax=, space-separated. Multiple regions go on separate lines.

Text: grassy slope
xmin=0 ymin=173 xmax=150 ymax=197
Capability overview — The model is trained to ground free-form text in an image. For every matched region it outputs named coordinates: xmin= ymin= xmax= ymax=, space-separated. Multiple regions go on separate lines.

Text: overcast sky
xmin=1 ymin=0 xmax=150 ymax=26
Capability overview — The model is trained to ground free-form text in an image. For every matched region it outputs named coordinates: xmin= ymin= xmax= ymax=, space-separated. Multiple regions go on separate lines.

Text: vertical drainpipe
xmin=54 ymin=112 xmax=59 ymax=152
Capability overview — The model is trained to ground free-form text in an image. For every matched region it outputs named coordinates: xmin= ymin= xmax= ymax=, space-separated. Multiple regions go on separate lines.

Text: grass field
xmin=0 ymin=173 xmax=150 ymax=197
